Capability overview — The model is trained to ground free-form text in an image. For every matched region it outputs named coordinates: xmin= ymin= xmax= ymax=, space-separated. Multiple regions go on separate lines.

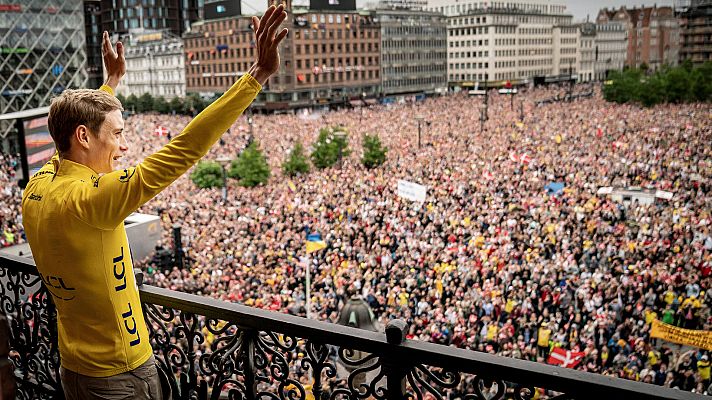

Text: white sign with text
xmin=397 ymin=180 xmax=427 ymax=203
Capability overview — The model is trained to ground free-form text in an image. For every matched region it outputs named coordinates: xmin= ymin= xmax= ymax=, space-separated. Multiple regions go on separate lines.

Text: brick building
xmin=183 ymin=4 xmax=382 ymax=110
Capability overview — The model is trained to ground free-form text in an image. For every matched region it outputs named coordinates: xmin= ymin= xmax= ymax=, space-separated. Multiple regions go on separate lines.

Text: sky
xmin=240 ymin=0 xmax=675 ymax=22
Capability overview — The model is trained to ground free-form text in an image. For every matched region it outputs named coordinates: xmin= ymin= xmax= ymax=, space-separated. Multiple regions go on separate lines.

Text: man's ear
xmin=74 ymin=125 xmax=91 ymax=150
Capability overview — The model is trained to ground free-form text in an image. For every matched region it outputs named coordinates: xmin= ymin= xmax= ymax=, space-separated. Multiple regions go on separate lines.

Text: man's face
xmin=87 ymin=109 xmax=126 ymax=174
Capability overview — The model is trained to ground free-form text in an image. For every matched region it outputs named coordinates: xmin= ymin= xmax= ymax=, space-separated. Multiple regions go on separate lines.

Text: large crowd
xmin=3 ymin=83 xmax=711 ymax=396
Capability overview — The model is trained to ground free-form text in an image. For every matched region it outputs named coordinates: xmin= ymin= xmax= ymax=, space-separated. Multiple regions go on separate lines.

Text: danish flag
xmin=547 ymin=348 xmax=585 ymax=368
xmin=154 ymin=125 xmax=170 ymax=137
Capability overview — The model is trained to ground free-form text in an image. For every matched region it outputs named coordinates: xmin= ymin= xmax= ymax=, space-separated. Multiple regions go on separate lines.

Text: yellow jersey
xmin=21 ymin=75 xmax=260 ymax=377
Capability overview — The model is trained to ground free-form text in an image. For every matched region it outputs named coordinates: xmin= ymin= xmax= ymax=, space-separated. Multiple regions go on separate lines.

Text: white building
xmin=116 ymin=30 xmax=185 ymax=99
xmin=594 ymin=10 xmax=628 ymax=80
xmin=425 ymin=0 xmax=576 ymax=87
xmin=577 ymin=23 xmax=596 ymax=82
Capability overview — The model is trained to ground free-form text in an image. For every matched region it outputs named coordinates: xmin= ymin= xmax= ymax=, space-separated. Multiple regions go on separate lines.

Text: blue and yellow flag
xmin=306 ymin=233 xmax=327 ymax=254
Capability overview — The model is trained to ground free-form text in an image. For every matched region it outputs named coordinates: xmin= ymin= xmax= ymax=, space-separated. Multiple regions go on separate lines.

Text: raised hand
xmin=102 ymin=31 xmax=126 ymax=90
xmin=248 ymin=4 xmax=289 ymax=85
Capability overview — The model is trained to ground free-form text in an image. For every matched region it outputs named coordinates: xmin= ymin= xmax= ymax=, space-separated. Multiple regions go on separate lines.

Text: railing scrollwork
xmin=0 ymin=255 xmax=703 ymax=400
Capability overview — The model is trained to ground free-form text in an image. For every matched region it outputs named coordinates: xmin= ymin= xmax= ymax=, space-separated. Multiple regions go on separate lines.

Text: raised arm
xmin=68 ymin=5 xmax=289 ymax=230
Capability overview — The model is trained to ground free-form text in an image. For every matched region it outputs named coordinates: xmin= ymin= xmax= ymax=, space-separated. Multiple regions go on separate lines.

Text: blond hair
xmin=47 ymin=89 xmax=123 ymax=154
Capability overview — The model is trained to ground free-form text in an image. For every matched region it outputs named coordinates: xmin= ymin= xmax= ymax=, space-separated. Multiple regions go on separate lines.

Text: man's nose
xmin=120 ymin=135 xmax=129 ymax=151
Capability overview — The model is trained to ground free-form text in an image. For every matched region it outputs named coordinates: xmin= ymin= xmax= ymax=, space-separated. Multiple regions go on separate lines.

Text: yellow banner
xmin=651 ymin=319 xmax=712 ymax=351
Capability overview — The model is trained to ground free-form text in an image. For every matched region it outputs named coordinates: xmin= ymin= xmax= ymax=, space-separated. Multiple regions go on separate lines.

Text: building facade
xmin=594 ymin=9 xmax=628 ymax=80
xmin=425 ymin=0 xmax=575 ymax=87
xmin=0 ymin=1 xmax=88 ymax=137
xmin=117 ymin=30 xmax=185 ymax=99
xmin=99 ymin=0 xmax=200 ymax=37
xmin=376 ymin=8 xmax=447 ymax=97
xmin=679 ymin=0 xmax=712 ymax=65
xmin=183 ymin=15 xmax=256 ymax=95
xmin=626 ymin=6 xmax=680 ymax=70
xmin=184 ymin=5 xmax=382 ymax=110
xmin=576 ymin=22 xmax=596 ymax=82
xmin=84 ymin=0 xmax=104 ymax=89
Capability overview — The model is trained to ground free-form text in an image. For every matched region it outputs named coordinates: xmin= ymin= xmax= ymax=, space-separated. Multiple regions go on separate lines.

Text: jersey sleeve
xmin=68 ymin=73 xmax=262 ymax=230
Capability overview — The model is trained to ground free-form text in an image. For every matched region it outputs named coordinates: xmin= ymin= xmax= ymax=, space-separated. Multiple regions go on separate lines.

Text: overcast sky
xmin=240 ymin=0 xmax=675 ymax=22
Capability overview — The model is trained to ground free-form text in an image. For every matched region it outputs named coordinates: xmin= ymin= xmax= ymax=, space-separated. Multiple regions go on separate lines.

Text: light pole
xmin=568 ymin=59 xmax=574 ymax=102
xmin=216 ymin=157 xmax=231 ymax=201
xmin=415 ymin=115 xmax=424 ymax=149
xmin=479 ymin=104 xmax=486 ymax=132
xmin=484 ymin=80 xmax=489 ymax=121
xmin=334 ymin=130 xmax=347 ymax=168
xmin=247 ymin=114 xmax=254 ymax=145
xmin=519 ymin=100 xmax=524 ymax=122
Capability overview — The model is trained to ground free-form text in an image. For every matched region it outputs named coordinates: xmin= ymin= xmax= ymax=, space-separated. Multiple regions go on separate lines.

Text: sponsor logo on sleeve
xmin=118 ymin=168 xmax=136 ymax=183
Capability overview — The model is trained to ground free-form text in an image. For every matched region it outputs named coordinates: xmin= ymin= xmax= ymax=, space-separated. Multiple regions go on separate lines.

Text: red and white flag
xmin=520 ymin=153 xmax=532 ymax=165
xmin=154 ymin=125 xmax=170 ymax=137
xmin=509 ymin=152 xmax=520 ymax=163
xmin=547 ymin=348 xmax=585 ymax=368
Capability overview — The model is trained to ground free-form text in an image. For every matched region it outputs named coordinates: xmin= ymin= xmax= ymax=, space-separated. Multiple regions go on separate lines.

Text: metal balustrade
xmin=0 ymin=253 xmax=702 ymax=400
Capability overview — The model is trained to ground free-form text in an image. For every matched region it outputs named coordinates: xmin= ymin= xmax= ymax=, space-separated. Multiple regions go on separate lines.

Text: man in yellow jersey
xmin=21 ymin=5 xmax=288 ymax=399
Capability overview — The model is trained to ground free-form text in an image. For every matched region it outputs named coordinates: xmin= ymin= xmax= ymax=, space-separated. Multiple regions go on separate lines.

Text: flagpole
xmin=306 ymin=255 xmax=311 ymax=319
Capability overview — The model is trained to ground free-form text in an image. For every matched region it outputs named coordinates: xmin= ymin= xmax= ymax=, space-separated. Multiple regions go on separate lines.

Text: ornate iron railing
xmin=0 ymin=253 xmax=703 ymax=400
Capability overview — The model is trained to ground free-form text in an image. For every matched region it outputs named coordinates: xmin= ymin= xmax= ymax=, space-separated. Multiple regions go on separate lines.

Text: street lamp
xmin=519 ymin=101 xmax=524 ymax=122
xmin=333 ymin=130 xmax=347 ymax=168
xmin=216 ymin=157 xmax=231 ymax=201
xmin=415 ymin=115 xmax=425 ymax=149
xmin=479 ymin=104 xmax=487 ymax=132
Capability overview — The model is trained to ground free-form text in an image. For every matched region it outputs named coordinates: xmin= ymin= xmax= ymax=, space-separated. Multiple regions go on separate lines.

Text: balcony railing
xmin=0 ymin=253 xmax=703 ymax=400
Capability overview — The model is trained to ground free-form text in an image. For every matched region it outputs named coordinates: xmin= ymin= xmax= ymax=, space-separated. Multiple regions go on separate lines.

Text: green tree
xmin=169 ymin=96 xmax=183 ymax=114
xmin=137 ymin=92 xmax=154 ymax=113
xmin=190 ymin=161 xmax=225 ymax=188
xmin=691 ymin=62 xmax=712 ymax=102
xmin=663 ymin=66 xmax=694 ymax=104
xmin=310 ymin=127 xmax=351 ymax=169
xmin=604 ymin=62 xmax=712 ymax=106
xmin=640 ymin=73 xmax=665 ymax=107
xmin=229 ymin=141 xmax=271 ymax=187
xmin=116 ymin=93 xmax=126 ymax=105
xmin=125 ymin=94 xmax=138 ymax=112
xmin=282 ymin=141 xmax=310 ymax=176
xmin=361 ymin=134 xmax=388 ymax=169
xmin=154 ymin=96 xmax=170 ymax=114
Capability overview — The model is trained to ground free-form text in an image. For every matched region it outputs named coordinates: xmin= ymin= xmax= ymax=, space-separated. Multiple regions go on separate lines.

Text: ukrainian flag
xmin=306 ymin=233 xmax=327 ymax=254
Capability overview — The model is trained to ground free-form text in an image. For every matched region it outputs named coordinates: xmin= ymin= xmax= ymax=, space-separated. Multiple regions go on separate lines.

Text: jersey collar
xmin=56 ymin=159 xmax=99 ymax=183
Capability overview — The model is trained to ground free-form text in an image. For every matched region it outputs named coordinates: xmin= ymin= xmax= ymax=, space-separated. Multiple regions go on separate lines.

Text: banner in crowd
xmin=651 ymin=319 xmax=712 ymax=351
xmin=547 ymin=348 xmax=585 ymax=368
xmin=397 ymin=180 xmax=427 ymax=203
